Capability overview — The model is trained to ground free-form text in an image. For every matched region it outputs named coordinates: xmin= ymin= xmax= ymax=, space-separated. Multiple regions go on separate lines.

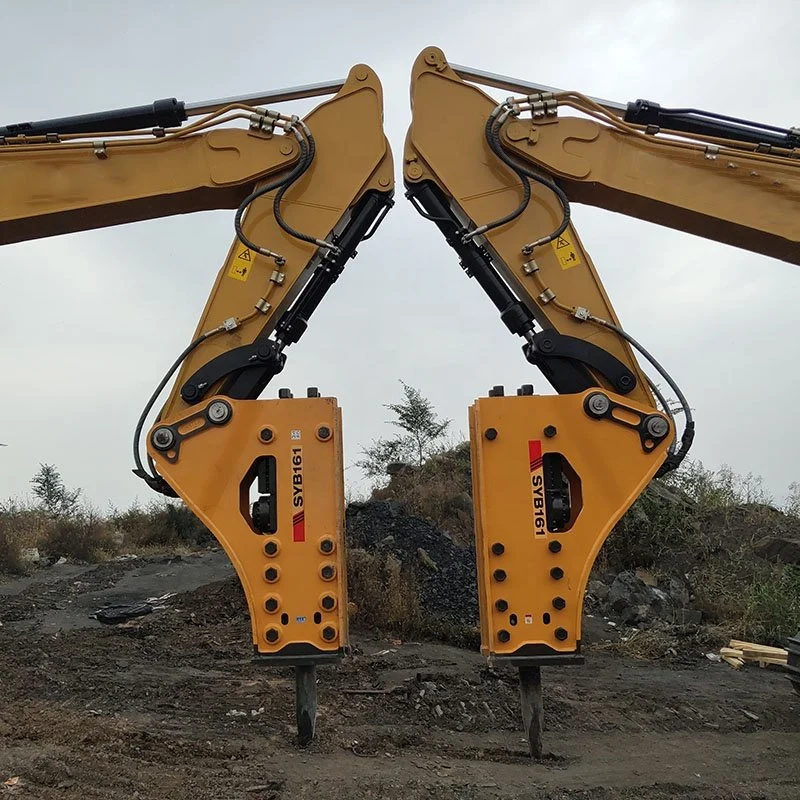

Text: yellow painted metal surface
xmin=0 ymin=64 xmax=394 ymax=426
xmin=404 ymin=48 xmax=655 ymax=408
xmin=503 ymin=108 xmax=799 ymax=265
xmin=148 ymin=396 xmax=348 ymax=660
xmin=469 ymin=391 xmax=671 ymax=660
xmin=0 ymin=127 xmax=299 ymax=243
xmin=162 ymin=64 xmax=393 ymax=421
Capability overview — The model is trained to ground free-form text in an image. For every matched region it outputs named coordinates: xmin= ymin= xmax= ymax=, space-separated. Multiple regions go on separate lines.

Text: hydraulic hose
xmin=233 ymin=121 xmax=338 ymax=263
xmin=132 ymin=327 xmax=224 ymax=487
xmin=464 ymin=105 xmax=571 ymax=253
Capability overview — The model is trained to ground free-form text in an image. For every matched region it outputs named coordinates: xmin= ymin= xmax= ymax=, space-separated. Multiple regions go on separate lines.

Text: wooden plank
xmin=740 ymin=650 xmax=788 ymax=663
xmin=720 ymin=648 xmax=744 ymax=658
xmin=757 ymin=656 xmax=788 ymax=667
xmin=729 ymin=640 xmax=788 ymax=657
xmin=722 ymin=655 xmax=744 ymax=669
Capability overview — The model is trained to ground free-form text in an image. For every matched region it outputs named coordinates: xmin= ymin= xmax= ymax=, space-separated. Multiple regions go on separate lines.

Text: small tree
xmin=31 ymin=464 xmax=81 ymax=519
xmin=357 ymin=380 xmax=451 ymax=479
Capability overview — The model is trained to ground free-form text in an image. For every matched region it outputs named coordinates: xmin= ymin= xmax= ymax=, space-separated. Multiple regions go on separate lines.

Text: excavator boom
xmin=1 ymin=64 xmax=395 ymax=745
xmin=404 ymin=45 xmax=798 ymax=757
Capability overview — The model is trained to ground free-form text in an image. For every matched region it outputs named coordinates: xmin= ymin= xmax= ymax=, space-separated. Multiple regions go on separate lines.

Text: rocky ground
xmin=1 ymin=538 xmax=799 ymax=799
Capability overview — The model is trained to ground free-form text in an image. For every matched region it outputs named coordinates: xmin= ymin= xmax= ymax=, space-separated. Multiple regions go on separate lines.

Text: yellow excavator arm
xmin=1 ymin=65 xmax=394 ymax=493
xmin=1 ymin=67 xmax=394 ymax=719
xmin=405 ymin=48 xmax=798 ymax=417
xmin=404 ymin=46 xmax=798 ymax=756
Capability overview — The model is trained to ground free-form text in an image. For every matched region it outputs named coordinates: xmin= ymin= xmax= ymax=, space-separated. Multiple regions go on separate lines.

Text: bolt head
xmin=264 ymin=567 xmax=279 ymax=582
xmin=322 ymin=626 xmax=337 ymax=641
xmin=265 ymin=628 xmax=280 ymax=643
xmin=586 ymin=392 xmax=610 ymax=417
xmin=151 ymin=427 xmax=175 ymax=451
xmin=264 ymin=541 xmax=279 ymax=557
xmin=540 ymin=338 xmax=555 ymax=353
xmin=618 ymin=374 xmax=634 ymax=389
xmin=321 ymin=595 xmax=336 ymax=611
xmin=260 ymin=427 xmax=273 ymax=443
xmin=646 ymin=415 xmax=669 ymax=438
xmin=544 ymin=425 xmax=557 ymax=438
xmin=554 ymin=627 xmax=569 ymax=641
xmin=207 ymin=400 xmax=232 ymax=425
xmin=317 ymin=426 xmax=332 ymax=441
xmin=484 ymin=428 xmax=498 ymax=441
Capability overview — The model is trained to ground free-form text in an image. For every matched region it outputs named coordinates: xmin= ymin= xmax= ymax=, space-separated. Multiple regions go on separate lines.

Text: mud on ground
xmin=1 ymin=552 xmax=798 ymax=799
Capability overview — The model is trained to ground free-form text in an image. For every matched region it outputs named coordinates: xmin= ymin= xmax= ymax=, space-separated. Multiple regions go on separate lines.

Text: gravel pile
xmin=346 ymin=500 xmax=478 ymax=628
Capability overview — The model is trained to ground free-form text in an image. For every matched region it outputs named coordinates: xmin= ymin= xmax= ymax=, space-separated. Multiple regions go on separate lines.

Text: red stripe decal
xmin=528 ymin=440 xmax=542 ymax=472
xmin=292 ymin=512 xmax=306 ymax=542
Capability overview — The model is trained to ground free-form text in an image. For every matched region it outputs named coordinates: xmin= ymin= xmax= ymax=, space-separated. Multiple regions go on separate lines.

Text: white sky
xmin=1 ymin=0 xmax=798 ymax=510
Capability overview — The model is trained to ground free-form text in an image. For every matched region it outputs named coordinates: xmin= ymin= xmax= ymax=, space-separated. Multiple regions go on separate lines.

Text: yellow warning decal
xmin=228 ymin=243 xmax=254 ymax=282
xmin=550 ymin=231 xmax=582 ymax=270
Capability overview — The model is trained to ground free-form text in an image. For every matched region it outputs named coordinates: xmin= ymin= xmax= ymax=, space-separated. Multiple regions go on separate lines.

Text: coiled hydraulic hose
xmin=463 ymin=103 xmax=571 ymax=253
xmin=475 ymin=99 xmax=693 ymax=472
xmin=233 ymin=120 xmax=339 ymax=264
xmin=132 ymin=328 xmax=224 ymax=489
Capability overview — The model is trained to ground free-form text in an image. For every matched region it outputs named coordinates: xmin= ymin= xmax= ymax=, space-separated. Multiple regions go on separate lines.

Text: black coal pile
xmin=346 ymin=500 xmax=478 ymax=629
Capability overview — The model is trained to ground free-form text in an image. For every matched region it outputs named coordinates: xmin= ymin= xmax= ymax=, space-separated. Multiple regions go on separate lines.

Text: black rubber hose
xmin=476 ymin=114 xmax=532 ymax=233
xmin=483 ymin=111 xmax=572 ymax=247
xmin=233 ymin=130 xmax=314 ymax=259
xmin=273 ymin=130 xmax=329 ymax=248
xmin=132 ymin=330 xmax=218 ymax=483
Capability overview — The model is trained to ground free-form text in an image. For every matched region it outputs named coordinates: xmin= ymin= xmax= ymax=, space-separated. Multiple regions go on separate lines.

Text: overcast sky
xmin=1 ymin=0 xmax=798 ymax=511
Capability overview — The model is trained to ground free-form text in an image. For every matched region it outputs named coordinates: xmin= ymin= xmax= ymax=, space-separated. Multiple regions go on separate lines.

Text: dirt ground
xmin=1 ymin=552 xmax=798 ymax=799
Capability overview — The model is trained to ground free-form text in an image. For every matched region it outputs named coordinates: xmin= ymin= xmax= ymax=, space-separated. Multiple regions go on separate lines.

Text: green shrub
xmin=346 ymin=547 xmax=423 ymax=636
xmin=0 ymin=512 xmax=25 ymax=574
xmin=372 ymin=441 xmax=475 ymax=544
xmin=41 ymin=512 xmax=115 ymax=562
xmin=113 ymin=500 xmax=214 ymax=549
xmin=742 ymin=565 xmax=800 ymax=645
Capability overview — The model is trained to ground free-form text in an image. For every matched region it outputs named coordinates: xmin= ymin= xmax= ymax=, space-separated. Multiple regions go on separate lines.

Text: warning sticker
xmin=550 ymin=231 xmax=582 ymax=270
xmin=228 ymin=243 xmax=254 ymax=282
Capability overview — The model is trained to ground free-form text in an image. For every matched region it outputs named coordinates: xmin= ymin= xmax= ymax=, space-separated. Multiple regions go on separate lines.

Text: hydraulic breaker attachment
xmin=147 ymin=391 xmax=348 ymax=744
xmin=469 ymin=387 xmax=672 ymax=756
